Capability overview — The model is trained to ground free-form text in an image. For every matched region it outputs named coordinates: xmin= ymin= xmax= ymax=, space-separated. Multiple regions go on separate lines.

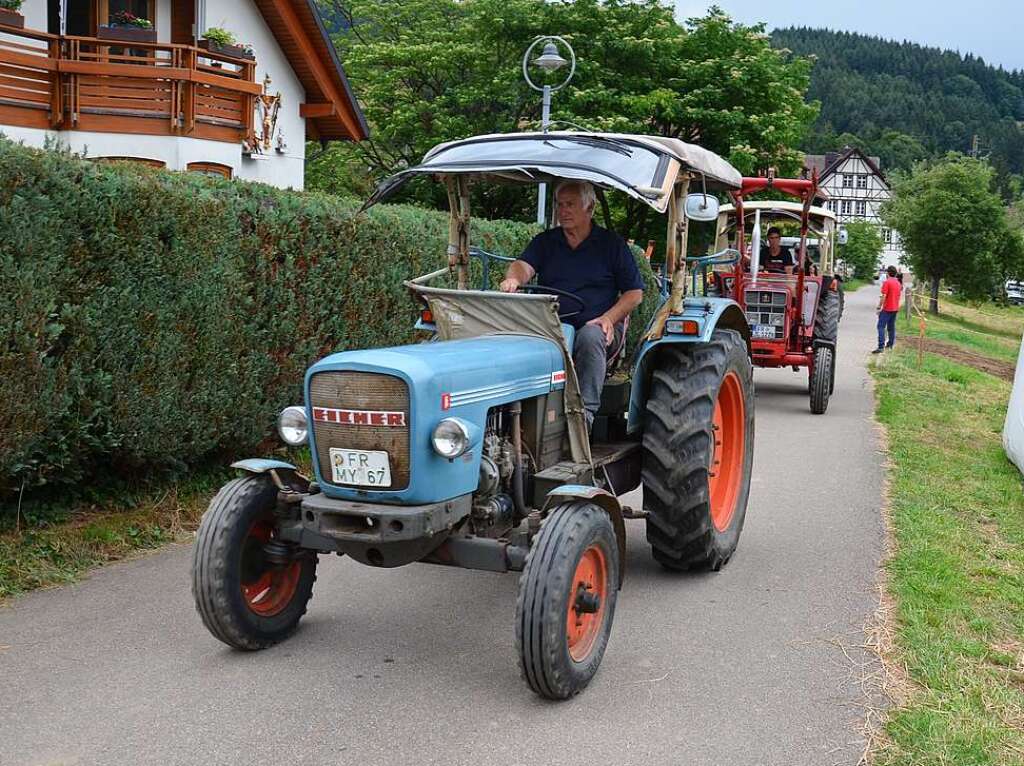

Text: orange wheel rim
xmin=709 ymin=371 xmax=745 ymax=532
xmin=240 ymin=519 xmax=301 ymax=617
xmin=566 ymin=544 xmax=608 ymax=662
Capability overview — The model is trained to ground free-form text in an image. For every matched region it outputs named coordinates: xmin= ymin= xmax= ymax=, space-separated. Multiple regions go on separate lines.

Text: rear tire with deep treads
xmin=814 ymin=288 xmax=840 ymax=343
xmin=515 ymin=502 xmax=619 ymax=700
xmin=192 ymin=475 xmax=317 ymax=650
xmin=641 ymin=330 xmax=755 ymax=571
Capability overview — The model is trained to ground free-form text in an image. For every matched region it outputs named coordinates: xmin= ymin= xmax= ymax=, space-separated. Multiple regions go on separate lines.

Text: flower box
xmin=198 ymin=38 xmax=255 ymax=61
xmin=0 ymin=8 xmax=25 ymax=29
xmin=97 ymin=25 xmax=158 ymax=44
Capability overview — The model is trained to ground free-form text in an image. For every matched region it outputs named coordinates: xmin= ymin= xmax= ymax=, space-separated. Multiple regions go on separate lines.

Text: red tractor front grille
xmin=744 ymin=289 xmax=787 ymax=340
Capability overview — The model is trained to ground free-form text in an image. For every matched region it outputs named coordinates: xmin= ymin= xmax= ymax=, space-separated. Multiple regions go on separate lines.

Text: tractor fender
xmin=626 ymin=300 xmax=750 ymax=434
xmin=231 ymin=459 xmax=310 ymax=493
xmin=541 ymin=485 xmax=626 ymax=588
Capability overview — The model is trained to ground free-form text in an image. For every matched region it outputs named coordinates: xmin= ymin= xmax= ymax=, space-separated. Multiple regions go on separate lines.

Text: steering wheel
xmin=517 ymin=284 xmax=586 ymax=320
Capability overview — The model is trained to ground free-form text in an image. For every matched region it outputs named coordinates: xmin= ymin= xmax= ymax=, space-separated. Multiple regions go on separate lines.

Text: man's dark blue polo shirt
xmin=520 ymin=224 xmax=645 ymax=329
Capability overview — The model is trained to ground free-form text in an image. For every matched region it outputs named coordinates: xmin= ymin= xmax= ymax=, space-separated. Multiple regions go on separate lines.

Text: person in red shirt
xmin=873 ymin=265 xmax=903 ymax=353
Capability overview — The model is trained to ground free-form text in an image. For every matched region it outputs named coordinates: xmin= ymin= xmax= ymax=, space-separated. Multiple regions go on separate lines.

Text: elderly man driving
xmin=500 ymin=180 xmax=645 ymax=429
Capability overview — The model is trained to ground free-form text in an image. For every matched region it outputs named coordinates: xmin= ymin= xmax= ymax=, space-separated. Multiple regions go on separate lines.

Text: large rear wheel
xmin=515 ymin=502 xmax=619 ymax=700
xmin=192 ymin=475 xmax=317 ymax=650
xmin=641 ymin=330 xmax=755 ymax=571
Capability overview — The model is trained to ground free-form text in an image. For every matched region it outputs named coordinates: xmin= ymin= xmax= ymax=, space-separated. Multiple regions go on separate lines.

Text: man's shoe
xmin=871 ymin=348 xmax=884 ymax=354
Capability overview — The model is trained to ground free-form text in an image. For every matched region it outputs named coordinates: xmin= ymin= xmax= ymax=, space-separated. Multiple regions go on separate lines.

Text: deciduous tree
xmin=882 ymin=155 xmax=1006 ymax=313
xmin=839 ymin=220 xmax=883 ymax=280
xmin=314 ymin=1 xmax=816 ymax=244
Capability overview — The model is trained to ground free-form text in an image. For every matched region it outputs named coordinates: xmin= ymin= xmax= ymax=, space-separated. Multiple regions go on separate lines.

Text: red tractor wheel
xmin=642 ymin=330 xmax=755 ymax=571
xmin=192 ymin=475 xmax=317 ymax=650
xmin=515 ymin=502 xmax=619 ymax=700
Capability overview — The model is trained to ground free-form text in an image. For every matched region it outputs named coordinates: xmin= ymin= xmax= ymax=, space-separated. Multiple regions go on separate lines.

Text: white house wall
xmin=6 ymin=0 xmax=308 ymax=190
xmin=21 ymin=1 xmax=46 ymax=30
xmin=820 ymin=154 xmax=907 ymax=272
xmin=203 ymin=0 xmax=307 ymax=187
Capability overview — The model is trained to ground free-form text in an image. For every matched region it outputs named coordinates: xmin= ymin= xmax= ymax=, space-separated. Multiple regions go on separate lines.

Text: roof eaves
xmin=302 ymin=0 xmax=369 ymax=140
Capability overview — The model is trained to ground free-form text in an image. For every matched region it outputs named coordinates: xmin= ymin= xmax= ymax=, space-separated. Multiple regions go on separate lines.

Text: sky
xmin=674 ymin=0 xmax=1024 ymax=73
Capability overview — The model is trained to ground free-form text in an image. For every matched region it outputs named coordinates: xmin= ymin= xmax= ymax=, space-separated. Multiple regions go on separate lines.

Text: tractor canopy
xmin=717 ymin=200 xmax=839 ymax=275
xmin=361 ymin=131 xmax=742 ymax=213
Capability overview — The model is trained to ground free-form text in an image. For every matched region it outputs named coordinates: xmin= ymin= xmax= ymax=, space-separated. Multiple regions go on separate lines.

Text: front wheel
xmin=192 ymin=475 xmax=317 ymax=650
xmin=809 ymin=346 xmax=834 ymax=415
xmin=515 ymin=502 xmax=620 ymax=700
xmin=642 ymin=330 xmax=755 ymax=571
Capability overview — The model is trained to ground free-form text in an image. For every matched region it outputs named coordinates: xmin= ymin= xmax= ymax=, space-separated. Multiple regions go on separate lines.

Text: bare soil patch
xmin=918 ymin=338 xmax=1016 ymax=381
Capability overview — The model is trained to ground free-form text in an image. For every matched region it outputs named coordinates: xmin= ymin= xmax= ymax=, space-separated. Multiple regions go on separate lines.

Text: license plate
xmin=329 ymin=448 xmax=392 ymax=487
xmin=752 ymin=324 xmax=776 ymax=339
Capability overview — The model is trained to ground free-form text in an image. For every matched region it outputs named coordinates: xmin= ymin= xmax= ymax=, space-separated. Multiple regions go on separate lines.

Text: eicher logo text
xmin=313 ymin=408 xmax=406 ymax=427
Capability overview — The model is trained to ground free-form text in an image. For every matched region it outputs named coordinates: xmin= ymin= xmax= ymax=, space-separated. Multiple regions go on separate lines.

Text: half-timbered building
xmin=0 ymin=0 xmax=367 ymax=189
xmin=804 ymin=147 xmax=905 ymax=271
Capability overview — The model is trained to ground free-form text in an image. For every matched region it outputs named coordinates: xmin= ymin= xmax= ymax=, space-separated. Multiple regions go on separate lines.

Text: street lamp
xmin=522 ymin=35 xmax=576 ymax=226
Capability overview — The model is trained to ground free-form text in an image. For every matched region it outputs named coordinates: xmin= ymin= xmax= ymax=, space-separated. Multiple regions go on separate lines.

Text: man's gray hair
xmin=554 ymin=180 xmax=597 ymax=215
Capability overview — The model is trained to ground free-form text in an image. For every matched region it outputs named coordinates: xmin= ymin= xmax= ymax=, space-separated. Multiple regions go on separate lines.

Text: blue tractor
xmin=191 ymin=132 xmax=755 ymax=699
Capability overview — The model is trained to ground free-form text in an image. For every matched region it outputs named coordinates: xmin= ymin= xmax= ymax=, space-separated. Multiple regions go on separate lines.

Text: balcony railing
xmin=0 ymin=23 xmax=258 ymax=143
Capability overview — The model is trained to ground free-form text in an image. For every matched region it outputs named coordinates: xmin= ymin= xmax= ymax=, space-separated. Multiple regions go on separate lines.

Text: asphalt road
xmin=0 ymin=286 xmax=887 ymax=766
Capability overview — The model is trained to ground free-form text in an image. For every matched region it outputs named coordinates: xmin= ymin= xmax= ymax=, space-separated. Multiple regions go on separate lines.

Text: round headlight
xmin=277 ymin=406 xmax=308 ymax=446
xmin=432 ymin=418 xmax=470 ymax=459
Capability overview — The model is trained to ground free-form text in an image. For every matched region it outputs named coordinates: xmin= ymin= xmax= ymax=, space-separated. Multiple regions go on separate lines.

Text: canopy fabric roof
xmin=362 ymin=131 xmax=741 ymax=213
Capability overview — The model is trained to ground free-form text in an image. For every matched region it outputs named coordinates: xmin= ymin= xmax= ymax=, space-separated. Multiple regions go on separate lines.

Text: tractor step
xmin=621 ymin=506 xmax=649 ymax=519
xmin=531 ymin=441 xmax=642 ymax=508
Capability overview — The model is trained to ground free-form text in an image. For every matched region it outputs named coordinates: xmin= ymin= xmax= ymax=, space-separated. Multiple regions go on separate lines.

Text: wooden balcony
xmin=0 ymin=23 xmax=258 ymax=143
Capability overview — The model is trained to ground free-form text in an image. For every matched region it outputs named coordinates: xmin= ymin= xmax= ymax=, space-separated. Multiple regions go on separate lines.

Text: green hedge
xmin=0 ymin=139 xmax=660 ymax=509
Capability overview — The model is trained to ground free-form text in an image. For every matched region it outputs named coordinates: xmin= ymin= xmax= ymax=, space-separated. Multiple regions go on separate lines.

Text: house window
xmin=856 ymin=174 xmax=868 ymax=189
xmin=841 ymin=200 xmax=852 ymax=215
xmin=187 ymin=161 xmax=233 ymax=179
xmin=94 ymin=156 xmax=166 ymax=169
xmin=101 ymin=0 xmax=156 ymax=29
xmin=882 ymin=227 xmax=892 ymax=244
xmin=842 ymin=174 xmax=854 ymax=188
xmin=856 ymin=200 xmax=866 ymax=217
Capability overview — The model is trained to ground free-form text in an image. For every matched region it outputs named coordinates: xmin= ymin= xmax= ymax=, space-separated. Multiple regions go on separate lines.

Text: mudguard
xmin=541 ymin=485 xmax=626 ymax=587
xmin=231 ymin=459 xmax=309 ymax=492
xmin=626 ymin=297 xmax=750 ymax=433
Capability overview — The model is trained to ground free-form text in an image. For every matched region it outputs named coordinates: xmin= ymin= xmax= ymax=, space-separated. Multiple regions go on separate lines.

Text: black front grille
xmin=745 ymin=289 xmax=787 ymax=340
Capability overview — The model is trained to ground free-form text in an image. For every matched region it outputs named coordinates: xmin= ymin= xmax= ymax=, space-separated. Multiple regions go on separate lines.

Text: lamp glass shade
xmin=533 ymin=41 xmax=568 ymax=71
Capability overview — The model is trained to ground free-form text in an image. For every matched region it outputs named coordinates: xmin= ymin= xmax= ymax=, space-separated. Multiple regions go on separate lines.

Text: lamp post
xmin=522 ymin=36 xmax=576 ymax=226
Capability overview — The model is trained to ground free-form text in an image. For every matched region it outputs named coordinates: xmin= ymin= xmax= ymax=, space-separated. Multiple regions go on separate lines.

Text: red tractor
xmin=712 ymin=174 xmax=842 ymax=414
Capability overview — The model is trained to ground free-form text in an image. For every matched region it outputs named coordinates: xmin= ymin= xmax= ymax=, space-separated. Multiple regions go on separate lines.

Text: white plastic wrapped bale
xmin=1002 ymin=334 xmax=1024 ymax=473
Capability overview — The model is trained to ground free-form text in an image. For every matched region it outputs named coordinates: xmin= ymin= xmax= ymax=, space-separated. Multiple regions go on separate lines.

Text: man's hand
xmin=587 ymin=314 xmax=615 ymax=346
xmin=499 ymin=278 xmax=521 ymax=293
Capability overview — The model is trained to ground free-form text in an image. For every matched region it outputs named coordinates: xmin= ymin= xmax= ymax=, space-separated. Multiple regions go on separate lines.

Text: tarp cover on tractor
xmin=1003 ymin=335 xmax=1024 ymax=474
xmin=363 ymin=132 xmax=742 ymax=213
xmin=405 ymin=283 xmax=592 ymax=466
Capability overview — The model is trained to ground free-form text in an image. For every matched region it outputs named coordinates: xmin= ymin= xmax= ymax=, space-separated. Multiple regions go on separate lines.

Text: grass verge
xmin=870 ymin=344 xmax=1024 ymax=765
xmin=0 ymin=471 xmax=229 ymax=599
xmin=843 ymin=277 xmax=869 ymax=293
xmin=0 ymin=450 xmax=312 ymax=600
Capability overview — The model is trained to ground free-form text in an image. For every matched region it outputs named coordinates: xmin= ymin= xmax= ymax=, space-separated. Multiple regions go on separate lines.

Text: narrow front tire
xmin=192 ymin=475 xmax=317 ymax=650
xmin=515 ymin=502 xmax=619 ymax=700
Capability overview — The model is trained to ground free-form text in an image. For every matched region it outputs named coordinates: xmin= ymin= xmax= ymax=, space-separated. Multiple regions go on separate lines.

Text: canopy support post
xmin=446 ymin=176 xmax=471 ymax=290
xmin=668 ymin=175 xmax=690 ymax=314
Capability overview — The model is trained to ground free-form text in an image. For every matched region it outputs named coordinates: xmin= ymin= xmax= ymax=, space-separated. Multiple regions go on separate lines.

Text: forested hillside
xmin=772 ymin=27 xmax=1024 ymax=195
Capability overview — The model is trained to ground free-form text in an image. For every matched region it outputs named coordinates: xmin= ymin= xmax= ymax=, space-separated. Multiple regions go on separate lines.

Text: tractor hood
xmin=304 ymin=335 xmax=566 ymax=505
